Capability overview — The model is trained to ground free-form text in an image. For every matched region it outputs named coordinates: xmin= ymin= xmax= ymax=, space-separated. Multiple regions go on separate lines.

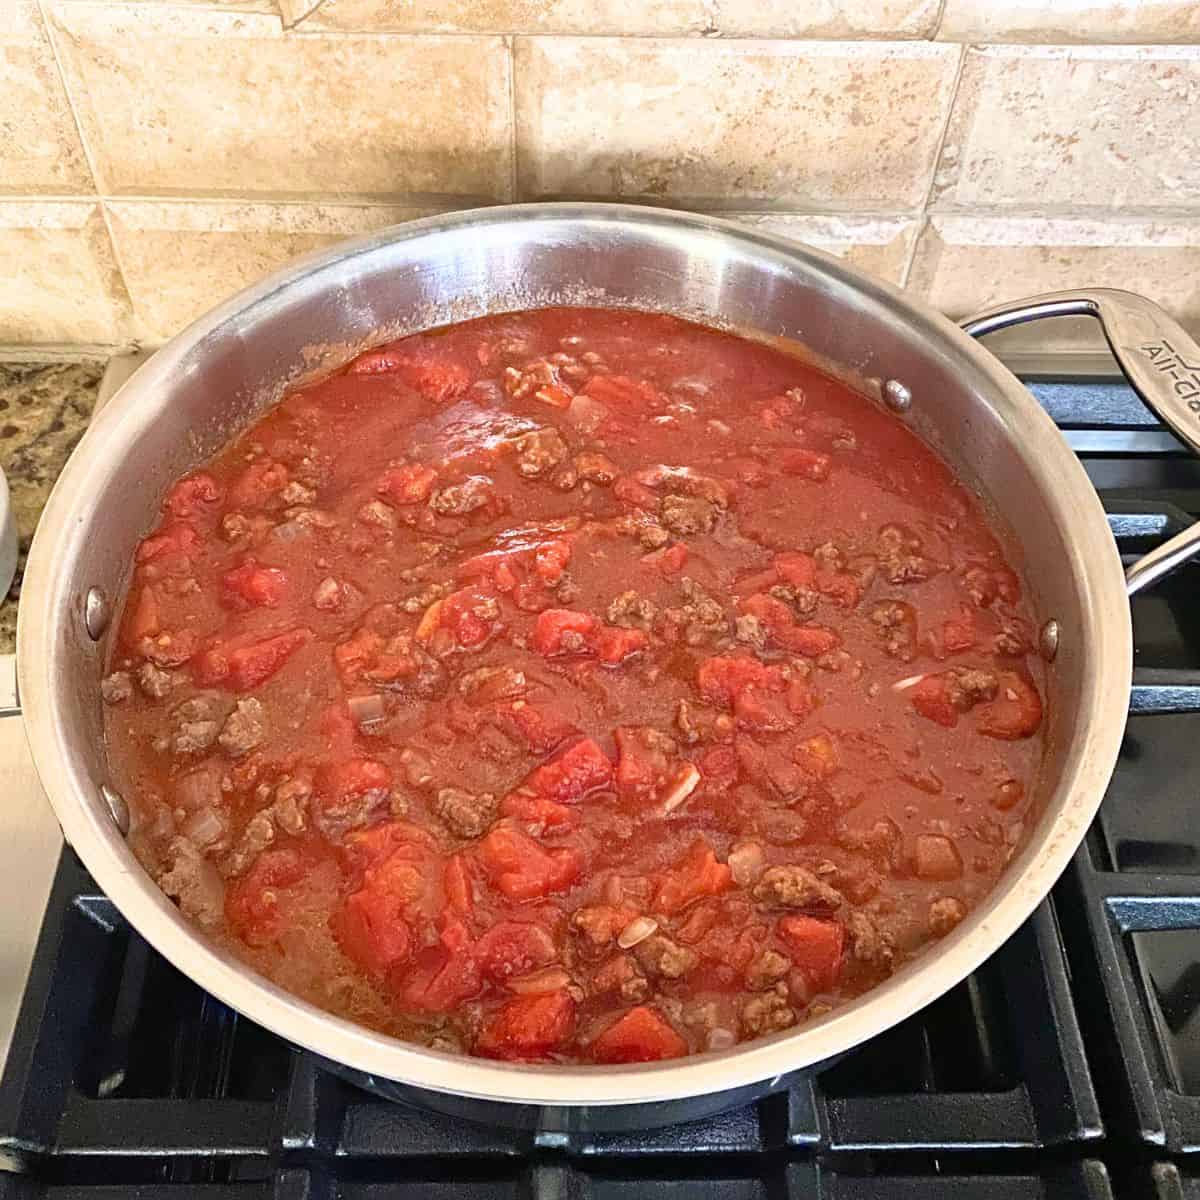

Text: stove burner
xmin=2 ymin=369 xmax=1199 ymax=1196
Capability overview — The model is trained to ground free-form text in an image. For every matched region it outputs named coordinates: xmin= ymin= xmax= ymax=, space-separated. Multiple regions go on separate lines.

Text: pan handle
xmin=960 ymin=288 xmax=1200 ymax=598
xmin=0 ymin=654 xmax=18 ymax=719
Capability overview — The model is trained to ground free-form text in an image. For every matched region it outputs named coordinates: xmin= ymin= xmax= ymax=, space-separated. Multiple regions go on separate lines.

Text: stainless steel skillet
xmin=15 ymin=204 xmax=1200 ymax=1128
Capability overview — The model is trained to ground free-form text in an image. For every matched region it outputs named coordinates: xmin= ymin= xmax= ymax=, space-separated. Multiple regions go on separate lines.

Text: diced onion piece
xmin=563 ymin=393 xmax=609 ymax=434
xmin=399 ymin=747 xmax=434 ymax=788
xmin=706 ymin=1027 xmax=737 ymax=1052
xmin=348 ymin=693 xmax=386 ymax=728
xmin=892 ymin=672 xmax=929 ymax=692
xmin=506 ymin=967 xmax=573 ymax=994
xmin=182 ymin=806 xmax=226 ymax=848
xmin=617 ymin=916 xmax=659 ymax=950
xmin=661 ymin=763 xmax=701 ymax=813
xmin=727 ymin=841 xmax=765 ymax=888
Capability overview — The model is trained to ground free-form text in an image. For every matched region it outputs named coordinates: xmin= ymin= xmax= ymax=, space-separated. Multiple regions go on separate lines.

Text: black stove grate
xmin=3 ymin=369 xmax=1200 ymax=1196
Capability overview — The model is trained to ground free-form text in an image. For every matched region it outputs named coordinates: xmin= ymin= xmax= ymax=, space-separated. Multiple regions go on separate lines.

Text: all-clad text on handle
xmin=960 ymin=289 xmax=1200 ymax=598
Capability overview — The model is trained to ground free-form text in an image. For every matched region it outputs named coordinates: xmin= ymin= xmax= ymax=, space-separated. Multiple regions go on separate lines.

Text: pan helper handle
xmin=960 ymin=289 xmax=1200 ymax=598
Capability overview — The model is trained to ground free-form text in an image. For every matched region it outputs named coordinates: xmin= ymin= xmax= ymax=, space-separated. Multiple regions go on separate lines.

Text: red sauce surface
xmin=102 ymin=308 xmax=1044 ymax=1064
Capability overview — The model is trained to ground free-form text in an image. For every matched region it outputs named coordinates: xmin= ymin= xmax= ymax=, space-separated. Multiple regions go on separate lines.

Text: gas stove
xmin=1 ymin=357 xmax=1199 ymax=1198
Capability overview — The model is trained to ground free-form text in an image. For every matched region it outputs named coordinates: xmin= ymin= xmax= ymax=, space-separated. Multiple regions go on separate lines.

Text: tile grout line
xmin=35 ymin=0 xmax=139 ymax=347
xmin=901 ymin=40 xmax=968 ymax=291
xmin=281 ymin=0 xmax=327 ymax=32
xmin=930 ymin=0 xmax=950 ymax=40
xmin=8 ymin=194 xmax=1200 ymax=224
xmin=506 ymin=35 xmax=519 ymax=203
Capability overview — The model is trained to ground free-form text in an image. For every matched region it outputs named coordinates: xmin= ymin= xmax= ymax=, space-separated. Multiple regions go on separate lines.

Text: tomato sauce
xmin=101 ymin=308 xmax=1044 ymax=1063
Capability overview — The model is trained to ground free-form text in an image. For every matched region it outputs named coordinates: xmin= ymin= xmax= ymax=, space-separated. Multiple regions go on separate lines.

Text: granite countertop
xmin=0 ymin=362 xmax=106 ymax=653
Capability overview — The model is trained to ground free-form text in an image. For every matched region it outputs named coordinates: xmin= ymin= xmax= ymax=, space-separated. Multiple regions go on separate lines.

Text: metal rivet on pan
xmin=883 ymin=379 xmax=912 ymax=412
xmin=1039 ymin=619 xmax=1060 ymax=663
xmin=101 ymin=785 xmax=130 ymax=836
xmin=84 ymin=587 xmax=110 ymax=641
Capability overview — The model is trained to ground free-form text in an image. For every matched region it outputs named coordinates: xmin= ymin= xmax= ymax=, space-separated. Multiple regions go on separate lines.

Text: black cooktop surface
xmin=3 ymin=369 xmax=1200 ymax=1199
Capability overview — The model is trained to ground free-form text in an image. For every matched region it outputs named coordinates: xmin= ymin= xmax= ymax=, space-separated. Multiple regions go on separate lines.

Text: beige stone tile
xmin=47 ymin=5 xmax=512 ymax=200
xmin=935 ymin=46 xmax=1200 ymax=210
xmin=719 ymin=0 xmax=939 ymax=38
xmin=725 ymin=213 xmax=919 ymax=285
xmin=56 ymin=0 xmax=279 ymax=11
xmin=515 ymin=39 xmax=960 ymax=210
xmin=106 ymin=200 xmax=456 ymax=342
xmin=304 ymin=0 xmax=936 ymax=37
xmin=0 ymin=202 xmax=130 ymax=345
xmin=0 ymin=2 xmax=92 ymax=194
xmin=908 ymin=215 xmax=1200 ymax=352
xmin=303 ymin=0 xmax=715 ymax=34
xmin=939 ymin=0 xmax=1200 ymax=44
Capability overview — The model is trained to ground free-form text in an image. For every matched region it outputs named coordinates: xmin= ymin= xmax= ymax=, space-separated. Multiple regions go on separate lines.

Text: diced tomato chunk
xmin=123 ymin=585 xmax=161 ymax=646
xmin=165 ymin=473 xmax=222 ymax=518
xmin=614 ymin=725 xmax=677 ymax=803
xmin=355 ymin=842 xmax=446 ymax=936
xmin=535 ymin=384 xmax=573 ymax=409
xmin=229 ymin=460 xmax=289 ymax=510
xmin=534 ymin=539 xmax=572 ymax=585
xmin=226 ymin=848 xmax=308 ymax=947
xmin=588 ymin=1005 xmax=687 ymax=1064
xmin=317 ymin=758 xmax=391 ymax=806
xmin=653 ymin=839 xmax=732 ymax=916
xmin=940 ymin=606 xmax=977 ymax=654
xmin=444 ymin=853 xmax=476 ymax=918
xmin=221 ymin=561 xmax=288 ymax=609
xmin=394 ymin=932 xmax=482 ymax=1013
xmin=332 ymin=885 xmax=412 ymax=977
xmin=641 ymin=541 xmax=688 ymax=575
xmin=532 ymin=609 xmax=596 ymax=656
xmin=439 ymin=587 xmax=499 ymax=649
xmin=911 ymin=674 xmax=959 ymax=728
xmin=787 ymin=678 xmax=816 ymax=719
xmin=759 ymin=394 xmax=800 ymax=429
xmin=525 ymin=738 xmax=614 ymax=804
xmin=815 ymin=570 xmax=860 ymax=610
xmin=594 ymin=626 xmax=648 ymax=665
xmin=780 ymin=447 xmax=831 ymax=482
xmin=220 ymin=629 xmax=308 ymax=691
xmin=775 ymin=623 xmax=840 ymax=658
xmin=731 ymin=685 xmax=796 ymax=734
xmin=494 ymin=701 xmax=577 ymax=755
xmin=136 ymin=522 xmax=200 ymax=565
xmin=777 ymin=915 xmax=844 ymax=991
xmin=477 ymin=826 xmax=582 ymax=901
xmin=707 ymin=924 xmax=765 ymax=973
xmin=532 ymin=608 xmax=644 ymax=665
xmin=774 ymin=552 xmax=816 ymax=588
xmin=583 ymin=374 xmax=663 ymax=411
xmin=458 ymin=548 xmax=518 ymax=586
xmin=476 ymin=990 xmax=575 ymax=1060
xmin=511 ymin=791 xmax=580 ymax=834
xmin=377 ymin=463 xmax=438 ymax=506
xmin=350 ymin=348 xmax=470 ymax=403
xmin=698 ymin=745 xmax=739 ymax=793
xmin=343 ymin=819 xmax=437 ymax=872
xmin=475 ymin=921 xmax=557 ymax=983
xmin=739 ymin=592 xmax=794 ymax=630
xmin=697 ymin=656 xmax=786 ymax=708
xmin=613 ymin=477 xmax=660 ymax=510
xmin=738 ymin=589 xmax=838 ymax=651
xmin=976 ymin=672 xmax=1043 ymax=740
xmin=335 ymin=618 xmax=418 ymax=685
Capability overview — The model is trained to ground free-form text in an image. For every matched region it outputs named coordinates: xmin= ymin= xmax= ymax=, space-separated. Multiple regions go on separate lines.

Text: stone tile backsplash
xmin=2 ymin=0 xmax=1198 ymax=350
